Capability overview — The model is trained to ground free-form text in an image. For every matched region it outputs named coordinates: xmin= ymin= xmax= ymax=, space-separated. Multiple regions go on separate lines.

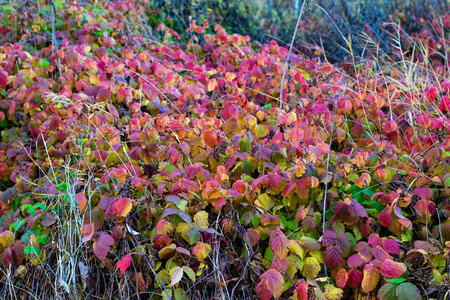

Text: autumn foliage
xmin=0 ymin=1 xmax=450 ymax=299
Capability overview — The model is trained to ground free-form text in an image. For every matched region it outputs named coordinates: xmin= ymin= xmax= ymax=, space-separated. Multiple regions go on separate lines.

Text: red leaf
xmin=368 ymin=235 xmax=383 ymax=248
xmin=201 ymin=131 xmax=218 ymax=148
xmin=11 ymin=242 xmax=25 ymax=265
xmin=2 ymin=247 xmax=13 ymax=267
xmin=107 ymin=103 xmax=120 ymax=119
xmin=296 ymin=279 xmax=308 ymax=300
xmin=359 ymin=218 xmax=373 ymax=238
xmin=378 ymin=210 xmax=392 ymax=227
xmin=260 ymin=214 xmax=280 ymax=227
xmin=347 ymin=269 xmax=363 ymax=287
xmin=380 ymin=259 xmax=406 ymax=278
xmin=301 ymin=216 xmax=316 ymax=233
xmin=117 ymin=254 xmax=132 ymax=276
xmin=93 ymin=232 xmax=115 ymax=261
xmin=0 ymin=71 xmax=7 ymax=89
xmin=75 ymin=192 xmax=87 ymax=213
xmin=97 ymin=88 xmax=111 ymax=101
xmin=247 ymin=228 xmax=260 ymax=247
xmin=324 ymin=245 xmax=343 ymax=270
xmin=289 ymin=127 xmax=304 ymax=148
xmin=425 ymin=87 xmax=438 ymax=102
xmin=269 ymin=227 xmax=289 ymax=259
xmin=256 ymin=268 xmax=284 ymax=300
xmin=153 ymin=235 xmax=172 ymax=250
xmin=2 ymin=242 xmax=25 ymax=267
xmin=383 ymin=239 xmax=400 ymax=256
xmin=439 ymin=96 xmax=450 ymax=113
xmin=336 ymin=233 xmax=351 ymax=256
xmin=393 ymin=203 xmax=412 ymax=229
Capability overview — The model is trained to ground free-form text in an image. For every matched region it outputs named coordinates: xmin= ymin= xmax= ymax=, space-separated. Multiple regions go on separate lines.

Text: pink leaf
xmin=347 ymin=253 xmax=364 ymax=268
xmin=414 ymin=187 xmax=430 ymax=199
xmin=93 ymin=232 xmax=115 ymax=261
xmin=383 ymin=239 xmax=400 ymax=256
xmin=312 ymin=104 xmax=328 ymax=115
xmin=80 ymin=223 xmax=95 ymax=243
xmin=380 ymin=259 xmax=407 ymax=278
xmin=269 ymin=227 xmax=289 ymax=260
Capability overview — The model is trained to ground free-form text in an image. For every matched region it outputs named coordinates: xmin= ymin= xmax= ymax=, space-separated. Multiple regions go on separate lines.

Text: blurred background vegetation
xmin=145 ymin=0 xmax=449 ymax=62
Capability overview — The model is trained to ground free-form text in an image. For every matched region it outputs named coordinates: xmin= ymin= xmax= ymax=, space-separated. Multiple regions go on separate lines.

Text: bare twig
xmin=277 ymin=0 xmax=307 ymax=115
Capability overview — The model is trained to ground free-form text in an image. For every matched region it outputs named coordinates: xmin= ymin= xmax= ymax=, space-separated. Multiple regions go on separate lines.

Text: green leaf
xmin=264 ymin=247 xmax=274 ymax=261
xmin=186 ymin=227 xmax=201 ymax=244
xmin=35 ymin=203 xmax=45 ymax=210
xmin=396 ymin=282 xmax=421 ymax=300
xmin=37 ymin=236 xmax=48 ymax=245
xmin=385 ymin=277 xmax=407 ymax=284
xmin=25 ymin=245 xmax=41 ymax=256
xmin=39 ymin=59 xmax=50 ymax=69
xmin=377 ymin=283 xmax=398 ymax=300
xmin=182 ymin=266 xmax=196 ymax=282
xmin=12 ymin=219 xmax=25 ymax=231
xmin=56 ymin=182 xmax=70 ymax=192
xmin=297 ymin=68 xmax=311 ymax=80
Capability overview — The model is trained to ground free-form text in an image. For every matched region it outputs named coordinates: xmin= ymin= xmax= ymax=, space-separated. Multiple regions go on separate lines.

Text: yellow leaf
xmin=361 ymin=264 xmax=380 ymax=294
xmin=289 ymin=240 xmax=307 ymax=259
xmin=323 ymin=284 xmax=343 ymax=300
xmin=302 ymin=257 xmax=321 ymax=280
xmin=194 ymin=211 xmax=209 ymax=229
xmin=0 ymin=230 xmax=14 ymax=250
xmin=89 ymin=74 xmax=99 ymax=86
xmin=310 ymin=250 xmax=325 ymax=263
xmin=176 ymin=222 xmax=191 ymax=242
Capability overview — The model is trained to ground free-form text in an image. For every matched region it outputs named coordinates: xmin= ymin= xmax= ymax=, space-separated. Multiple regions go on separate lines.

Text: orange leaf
xmin=106 ymin=198 xmax=132 ymax=219
xmin=201 ymin=131 xmax=218 ymax=148
xmin=192 ymin=242 xmax=211 ymax=262
xmin=75 ymin=192 xmax=87 ymax=213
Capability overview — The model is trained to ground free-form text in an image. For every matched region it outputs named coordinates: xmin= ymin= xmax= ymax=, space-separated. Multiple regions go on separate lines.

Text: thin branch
xmin=277 ymin=0 xmax=308 ymax=115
